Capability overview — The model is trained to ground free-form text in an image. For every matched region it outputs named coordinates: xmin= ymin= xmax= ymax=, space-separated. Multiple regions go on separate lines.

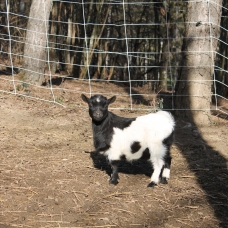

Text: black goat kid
xmin=81 ymin=94 xmax=175 ymax=187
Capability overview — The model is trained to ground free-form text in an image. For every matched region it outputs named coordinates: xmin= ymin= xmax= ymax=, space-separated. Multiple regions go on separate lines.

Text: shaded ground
xmin=0 ymin=81 xmax=228 ymax=228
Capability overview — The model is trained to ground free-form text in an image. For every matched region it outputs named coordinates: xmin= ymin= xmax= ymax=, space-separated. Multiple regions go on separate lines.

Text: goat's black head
xmin=81 ymin=94 xmax=116 ymax=122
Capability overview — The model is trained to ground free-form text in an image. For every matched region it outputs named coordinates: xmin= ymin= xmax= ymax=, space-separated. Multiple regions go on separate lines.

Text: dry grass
xmin=0 ymin=80 xmax=228 ymax=228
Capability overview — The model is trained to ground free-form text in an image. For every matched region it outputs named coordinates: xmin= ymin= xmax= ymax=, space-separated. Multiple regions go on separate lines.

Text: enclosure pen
xmin=0 ymin=0 xmax=226 ymax=116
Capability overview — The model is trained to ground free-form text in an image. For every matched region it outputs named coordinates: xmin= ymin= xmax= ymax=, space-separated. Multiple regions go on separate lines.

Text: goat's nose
xmin=95 ymin=111 xmax=102 ymax=118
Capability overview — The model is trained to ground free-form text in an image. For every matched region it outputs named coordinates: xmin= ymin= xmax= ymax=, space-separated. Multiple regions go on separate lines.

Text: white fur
xmin=162 ymin=168 xmax=170 ymax=179
xmin=105 ymin=111 xmax=175 ymax=184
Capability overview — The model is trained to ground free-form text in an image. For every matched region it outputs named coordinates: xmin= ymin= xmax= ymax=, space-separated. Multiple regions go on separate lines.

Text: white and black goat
xmin=81 ymin=94 xmax=175 ymax=187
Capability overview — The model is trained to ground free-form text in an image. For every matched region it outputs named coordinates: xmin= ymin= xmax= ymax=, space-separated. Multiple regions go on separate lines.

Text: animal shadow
xmin=90 ymin=151 xmax=152 ymax=178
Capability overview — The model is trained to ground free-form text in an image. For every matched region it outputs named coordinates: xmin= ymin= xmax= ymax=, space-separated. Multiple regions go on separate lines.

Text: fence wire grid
xmin=0 ymin=0 xmax=227 ymax=114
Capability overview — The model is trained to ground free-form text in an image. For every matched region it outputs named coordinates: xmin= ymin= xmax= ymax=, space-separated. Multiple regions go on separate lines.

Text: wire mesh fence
xmin=0 ymin=0 xmax=227 ymax=114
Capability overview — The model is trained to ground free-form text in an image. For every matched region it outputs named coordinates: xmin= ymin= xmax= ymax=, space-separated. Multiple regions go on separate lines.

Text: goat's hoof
xmin=109 ymin=179 xmax=118 ymax=185
xmin=147 ymin=182 xmax=157 ymax=188
xmin=160 ymin=177 xmax=168 ymax=184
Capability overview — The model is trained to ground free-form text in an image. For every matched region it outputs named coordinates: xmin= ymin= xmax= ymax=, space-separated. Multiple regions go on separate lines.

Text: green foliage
xmin=56 ymin=97 xmax=63 ymax=104
xmin=149 ymin=97 xmax=164 ymax=113
xmin=16 ymin=82 xmax=29 ymax=92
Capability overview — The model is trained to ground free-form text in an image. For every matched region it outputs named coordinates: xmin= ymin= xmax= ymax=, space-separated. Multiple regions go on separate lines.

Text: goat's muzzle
xmin=93 ymin=110 xmax=103 ymax=120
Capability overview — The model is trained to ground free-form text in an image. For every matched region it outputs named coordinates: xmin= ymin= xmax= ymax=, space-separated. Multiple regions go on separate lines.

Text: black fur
xmin=110 ymin=163 xmax=119 ymax=185
xmin=147 ymin=182 xmax=157 ymax=188
xmin=92 ymin=112 xmax=135 ymax=151
xmin=96 ymin=144 xmax=110 ymax=153
xmin=131 ymin=141 xmax=141 ymax=153
xmin=158 ymin=132 xmax=174 ymax=185
xmin=140 ymin=148 xmax=150 ymax=160
xmin=120 ymin=154 xmax=126 ymax=160
xmin=163 ymin=132 xmax=174 ymax=151
xmin=82 ymin=94 xmax=136 ymax=185
xmin=81 ymin=94 xmax=175 ymax=187
xmin=162 ymin=132 xmax=173 ymax=170
xmin=82 ymin=94 xmax=135 ymax=153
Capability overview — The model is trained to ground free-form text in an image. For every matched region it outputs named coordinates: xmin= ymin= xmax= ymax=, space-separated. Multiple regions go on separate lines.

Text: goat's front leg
xmin=109 ymin=160 xmax=119 ymax=185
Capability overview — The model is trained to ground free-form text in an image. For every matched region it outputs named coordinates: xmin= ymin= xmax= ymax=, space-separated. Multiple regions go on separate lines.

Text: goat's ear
xmin=108 ymin=96 xmax=116 ymax=104
xmin=81 ymin=94 xmax=89 ymax=104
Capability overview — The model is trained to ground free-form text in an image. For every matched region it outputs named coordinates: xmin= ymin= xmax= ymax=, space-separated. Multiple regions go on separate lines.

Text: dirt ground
xmin=0 ymin=80 xmax=228 ymax=228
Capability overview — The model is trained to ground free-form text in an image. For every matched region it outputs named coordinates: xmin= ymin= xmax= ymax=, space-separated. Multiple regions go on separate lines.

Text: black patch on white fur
xmin=110 ymin=155 xmax=126 ymax=165
xmin=131 ymin=141 xmax=141 ymax=153
xmin=120 ymin=154 xmax=126 ymax=160
xmin=110 ymin=160 xmax=119 ymax=166
xmin=140 ymin=148 xmax=150 ymax=160
xmin=163 ymin=156 xmax=172 ymax=169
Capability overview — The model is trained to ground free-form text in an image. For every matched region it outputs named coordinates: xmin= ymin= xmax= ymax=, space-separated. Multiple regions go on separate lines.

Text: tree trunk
xmin=79 ymin=0 xmax=109 ymax=79
xmin=175 ymin=0 xmax=222 ymax=125
xmin=72 ymin=4 xmax=84 ymax=78
xmin=103 ymin=3 xmax=113 ymax=80
xmin=159 ymin=40 xmax=169 ymax=91
xmin=22 ymin=0 xmax=53 ymax=86
xmin=157 ymin=1 xmax=174 ymax=91
xmin=65 ymin=3 xmax=74 ymax=74
xmin=49 ymin=1 xmax=58 ymax=73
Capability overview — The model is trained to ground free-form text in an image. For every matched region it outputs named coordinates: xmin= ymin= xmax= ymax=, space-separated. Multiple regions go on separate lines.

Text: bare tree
xmin=49 ymin=1 xmax=58 ymax=73
xmin=79 ymin=0 xmax=110 ymax=79
xmin=22 ymin=0 xmax=53 ymax=86
xmin=175 ymin=0 xmax=222 ymax=125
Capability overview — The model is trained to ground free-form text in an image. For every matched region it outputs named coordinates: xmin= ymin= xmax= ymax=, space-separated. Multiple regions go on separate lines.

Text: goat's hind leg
xmin=160 ymin=132 xmax=173 ymax=184
xmin=109 ymin=160 xmax=119 ymax=185
xmin=148 ymin=158 xmax=164 ymax=187
xmin=160 ymin=156 xmax=171 ymax=184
